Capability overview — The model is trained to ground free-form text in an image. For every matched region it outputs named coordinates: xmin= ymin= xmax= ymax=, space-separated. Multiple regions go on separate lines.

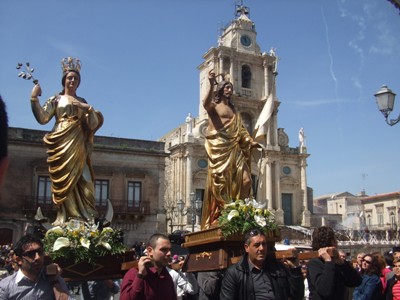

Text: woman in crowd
xmin=385 ymin=257 xmax=400 ymax=299
xmin=353 ymin=254 xmax=383 ymax=300
xmin=307 ymin=226 xmax=362 ymax=300
xmin=373 ymin=251 xmax=391 ymax=294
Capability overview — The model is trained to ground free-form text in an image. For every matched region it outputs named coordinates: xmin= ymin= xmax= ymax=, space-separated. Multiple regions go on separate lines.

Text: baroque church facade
xmin=160 ymin=5 xmax=312 ymax=233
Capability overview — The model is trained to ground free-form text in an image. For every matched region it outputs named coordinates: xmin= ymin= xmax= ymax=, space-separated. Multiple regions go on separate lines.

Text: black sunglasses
xmin=362 ymin=259 xmax=372 ymax=264
xmin=22 ymin=248 xmax=44 ymax=259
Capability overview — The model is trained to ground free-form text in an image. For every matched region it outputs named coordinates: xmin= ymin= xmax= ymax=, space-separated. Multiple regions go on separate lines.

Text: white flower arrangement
xmin=43 ymin=220 xmax=125 ymax=263
xmin=218 ymin=199 xmax=278 ymax=237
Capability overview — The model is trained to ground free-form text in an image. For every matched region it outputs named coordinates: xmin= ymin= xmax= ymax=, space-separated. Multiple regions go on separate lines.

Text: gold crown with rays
xmin=61 ymin=57 xmax=82 ymax=74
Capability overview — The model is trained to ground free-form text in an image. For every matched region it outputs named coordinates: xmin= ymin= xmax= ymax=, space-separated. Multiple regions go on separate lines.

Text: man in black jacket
xmin=220 ymin=228 xmax=304 ymax=300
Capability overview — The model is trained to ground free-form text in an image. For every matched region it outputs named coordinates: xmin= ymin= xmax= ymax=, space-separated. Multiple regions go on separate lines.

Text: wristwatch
xmin=137 ymin=273 xmax=145 ymax=279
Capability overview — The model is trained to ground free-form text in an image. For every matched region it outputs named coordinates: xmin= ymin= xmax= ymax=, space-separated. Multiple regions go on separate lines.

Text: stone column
xmin=274 ymin=161 xmax=284 ymax=225
xmin=266 ymin=159 xmax=273 ymax=211
xmin=300 ymin=152 xmax=311 ymax=227
xmin=263 ymin=59 xmax=269 ymax=99
xmin=186 ymin=146 xmax=193 ymax=208
xmin=219 ymin=54 xmax=224 ymax=74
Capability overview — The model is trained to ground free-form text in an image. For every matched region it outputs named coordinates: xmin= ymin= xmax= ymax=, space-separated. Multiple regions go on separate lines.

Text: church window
xmin=223 ymin=57 xmax=230 ymax=75
xmin=242 ymin=65 xmax=251 ymax=88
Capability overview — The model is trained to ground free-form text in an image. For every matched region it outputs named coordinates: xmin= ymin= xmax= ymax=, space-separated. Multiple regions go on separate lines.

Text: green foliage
xmin=218 ymin=199 xmax=278 ymax=238
xmin=43 ymin=221 xmax=126 ymax=264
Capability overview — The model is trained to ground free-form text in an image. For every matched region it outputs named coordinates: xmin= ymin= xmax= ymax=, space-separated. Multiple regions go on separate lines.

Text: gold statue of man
xmin=201 ymin=70 xmax=260 ymax=229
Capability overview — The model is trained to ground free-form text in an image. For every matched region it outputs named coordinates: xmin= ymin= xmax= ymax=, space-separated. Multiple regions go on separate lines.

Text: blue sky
xmin=1 ymin=0 xmax=400 ymax=198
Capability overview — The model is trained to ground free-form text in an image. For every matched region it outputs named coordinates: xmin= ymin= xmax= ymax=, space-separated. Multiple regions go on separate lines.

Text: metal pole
xmin=191 ymin=205 xmax=195 ymax=232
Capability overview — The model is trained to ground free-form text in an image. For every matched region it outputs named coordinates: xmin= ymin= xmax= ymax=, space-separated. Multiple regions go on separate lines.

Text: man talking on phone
xmin=120 ymin=233 xmax=176 ymax=300
xmin=0 ymin=234 xmax=71 ymax=300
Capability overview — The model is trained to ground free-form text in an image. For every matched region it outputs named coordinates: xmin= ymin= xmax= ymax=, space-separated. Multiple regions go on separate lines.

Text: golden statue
xmin=201 ymin=71 xmax=260 ymax=229
xmin=30 ymin=58 xmax=103 ymax=225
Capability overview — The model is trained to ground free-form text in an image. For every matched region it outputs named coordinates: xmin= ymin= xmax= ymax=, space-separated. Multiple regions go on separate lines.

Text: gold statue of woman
xmin=30 ymin=58 xmax=103 ymax=225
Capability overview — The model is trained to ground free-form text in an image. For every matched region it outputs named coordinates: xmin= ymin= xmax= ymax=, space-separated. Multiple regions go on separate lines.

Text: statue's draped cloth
xmin=201 ymin=113 xmax=252 ymax=229
xmin=32 ymin=95 xmax=103 ymax=225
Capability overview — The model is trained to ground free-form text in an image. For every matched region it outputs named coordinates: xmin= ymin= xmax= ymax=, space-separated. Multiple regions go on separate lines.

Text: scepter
xmin=16 ymin=62 xmax=39 ymax=84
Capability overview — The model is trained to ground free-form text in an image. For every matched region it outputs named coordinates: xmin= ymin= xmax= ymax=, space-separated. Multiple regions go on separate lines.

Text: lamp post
xmin=165 ymin=199 xmax=184 ymax=233
xmin=374 ymin=85 xmax=398 ymax=126
xmin=189 ymin=191 xmax=203 ymax=232
xmin=177 ymin=199 xmax=184 ymax=229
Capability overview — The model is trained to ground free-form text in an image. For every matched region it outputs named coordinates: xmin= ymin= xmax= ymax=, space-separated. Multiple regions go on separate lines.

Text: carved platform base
xmin=181 ymin=227 xmax=281 ymax=272
xmin=54 ymin=251 xmax=135 ymax=282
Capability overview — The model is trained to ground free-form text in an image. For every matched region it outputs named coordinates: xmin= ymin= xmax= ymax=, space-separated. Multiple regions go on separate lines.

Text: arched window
xmin=223 ymin=57 xmax=230 ymax=75
xmin=242 ymin=65 xmax=251 ymax=88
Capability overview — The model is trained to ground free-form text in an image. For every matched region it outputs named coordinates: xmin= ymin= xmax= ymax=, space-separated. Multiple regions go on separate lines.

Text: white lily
xmin=53 ymin=237 xmax=70 ymax=251
xmin=227 ymin=209 xmax=239 ymax=221
xmin=85 ymin=222 xmax=99 ymax=232
xmin=99 ymin=241 xmax=112 ymax=250
xmin=224 ymin=201 xmax=236 ymax=208
xmin=101 ymin=227 xmax=114 ymax=234
xmin=254 ymin=215 xmax=266 ymax=227
xmin=80 ymin=237 xmax=91 ymax=249
xmin=236 ymin=200 xmax=244 ymax=206
xmin=45 ymin=226 xmax=63 ymax=236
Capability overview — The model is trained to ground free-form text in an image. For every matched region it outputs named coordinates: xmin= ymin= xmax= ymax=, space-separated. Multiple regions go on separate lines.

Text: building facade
xmin=0 ymin=127 xmax=167 ymax=246
xmin=160 ymin=5 xmax=312 ymax=232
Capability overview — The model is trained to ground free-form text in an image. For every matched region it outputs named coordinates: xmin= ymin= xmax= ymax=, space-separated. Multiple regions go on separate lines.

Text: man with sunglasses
xmin=220 ymin=228 xmax=304 ymax=300
xmin=0 ymin=234 xmax=71 ymax=299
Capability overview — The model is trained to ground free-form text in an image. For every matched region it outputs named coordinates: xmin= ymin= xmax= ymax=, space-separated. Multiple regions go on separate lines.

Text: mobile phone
xmin=46 ymin=263 xmax=58 ymax=276
xmin=144 ymin=256 xmax=154 ymax=268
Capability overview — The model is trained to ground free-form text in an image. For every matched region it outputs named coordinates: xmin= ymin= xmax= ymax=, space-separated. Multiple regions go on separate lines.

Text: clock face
xmin=240 ymin=35 xmax=252 ymax=47
xmin=283 ymin=166 xmax=291 ymax=175
xmin=198 ymin=159 xmax=208 ymax=169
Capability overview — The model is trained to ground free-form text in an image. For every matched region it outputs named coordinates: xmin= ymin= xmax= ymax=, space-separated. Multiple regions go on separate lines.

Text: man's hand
xmin=137 ymin=255 xmax=153 ymax=276
xmin=318 ymin=247 xmax=335 ymax=262
xmin=281 ymin=248 xmax=300 ymax=268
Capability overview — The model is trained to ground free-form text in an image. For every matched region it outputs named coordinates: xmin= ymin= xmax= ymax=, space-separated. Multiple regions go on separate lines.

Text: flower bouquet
xmin=43 ymin=220 xmax=126 ymax=264
xmin=218 ymin=199 xmax=278 ymax=238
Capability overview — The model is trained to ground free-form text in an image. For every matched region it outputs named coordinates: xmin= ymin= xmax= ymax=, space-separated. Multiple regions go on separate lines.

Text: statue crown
xmin=61 ymin=57 xmax=82 ymax=74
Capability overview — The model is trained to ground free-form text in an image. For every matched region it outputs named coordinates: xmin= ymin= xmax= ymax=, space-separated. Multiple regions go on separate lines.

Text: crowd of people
xmin=3 ymin=227 xmax=400 ymax=299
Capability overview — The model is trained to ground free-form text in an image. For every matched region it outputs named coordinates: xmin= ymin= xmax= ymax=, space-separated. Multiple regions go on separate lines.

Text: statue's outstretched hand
xmin=208 ymin=70 xmax=216 ymax=84
xmin=31 ymin=84 xmax=42 ymax=98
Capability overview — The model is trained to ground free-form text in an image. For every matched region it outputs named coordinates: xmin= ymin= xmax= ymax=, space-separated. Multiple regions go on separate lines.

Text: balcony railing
xmin=23 ymin=197 xmax=151 ymax=220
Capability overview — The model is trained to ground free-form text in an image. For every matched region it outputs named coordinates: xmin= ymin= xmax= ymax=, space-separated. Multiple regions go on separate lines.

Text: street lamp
xmin=375 ymin=85 xmax=398 ymax=126
xmin=189 ymin=191 xmax=203 ymax=232
xmin=164 ymin=199 xmax=184 ymax=233
xmin=177 ymin=199 xmax=185 ymax=213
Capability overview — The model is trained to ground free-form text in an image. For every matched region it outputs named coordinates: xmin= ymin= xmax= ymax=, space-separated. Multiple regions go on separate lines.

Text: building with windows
xmin=313 ymin=191 xmax=400 ymax=234
xmin=0 ymin=127 xmax=167 ymax=246
xmin=362 ymin=192 xmax=400 ymax=231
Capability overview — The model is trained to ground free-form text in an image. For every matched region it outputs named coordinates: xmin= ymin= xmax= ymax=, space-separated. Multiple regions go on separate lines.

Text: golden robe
xmin=201 ymin=113 xmax=253 ymax=229
xmin=32 ymin=95 xmax=103 ymax=225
